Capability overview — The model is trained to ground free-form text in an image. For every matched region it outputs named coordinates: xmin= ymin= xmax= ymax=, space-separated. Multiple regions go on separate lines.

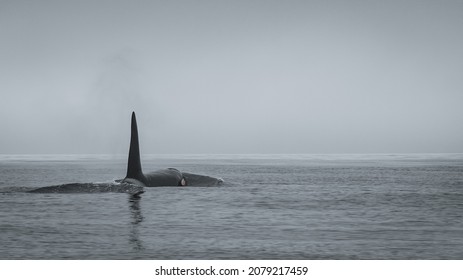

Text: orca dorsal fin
xmin=126 ymin=112 xmax=146 ymax=182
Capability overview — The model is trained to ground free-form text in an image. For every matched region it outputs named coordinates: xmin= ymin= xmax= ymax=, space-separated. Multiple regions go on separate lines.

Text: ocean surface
xmin=1 ymin=154 xmax=462 ymax=259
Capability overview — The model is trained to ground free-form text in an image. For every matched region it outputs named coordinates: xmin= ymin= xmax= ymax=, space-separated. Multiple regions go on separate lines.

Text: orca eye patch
xmin=179 ymin=178 xmax=187 ymax=186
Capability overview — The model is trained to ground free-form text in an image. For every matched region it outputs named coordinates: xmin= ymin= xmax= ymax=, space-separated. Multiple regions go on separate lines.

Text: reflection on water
xmin=129 ymin=194 xmax=144 ymax=253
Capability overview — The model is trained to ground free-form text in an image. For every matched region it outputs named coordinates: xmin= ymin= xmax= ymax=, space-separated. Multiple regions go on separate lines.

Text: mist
xmin=1 ymin=0 xmax=462 ymax=154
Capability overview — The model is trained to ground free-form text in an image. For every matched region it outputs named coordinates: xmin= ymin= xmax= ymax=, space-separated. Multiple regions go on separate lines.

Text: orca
xmin=121 ymin=112 xmax=223 ymax=187
xmin=30 ymin=112 xmax=222 ymax=193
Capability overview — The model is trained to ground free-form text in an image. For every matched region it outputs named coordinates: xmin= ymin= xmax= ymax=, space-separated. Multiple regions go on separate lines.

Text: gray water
xmin=1 ymin=154 xmax=462 ymax=259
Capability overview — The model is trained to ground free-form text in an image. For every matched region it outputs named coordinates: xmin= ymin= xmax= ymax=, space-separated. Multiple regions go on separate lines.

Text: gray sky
xmin=1 ymin=0 xmax=462 ymax=154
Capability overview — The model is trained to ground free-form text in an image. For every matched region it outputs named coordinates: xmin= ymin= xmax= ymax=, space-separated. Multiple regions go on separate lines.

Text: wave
xmin=28 ymin=181 xmax=144 ymax=195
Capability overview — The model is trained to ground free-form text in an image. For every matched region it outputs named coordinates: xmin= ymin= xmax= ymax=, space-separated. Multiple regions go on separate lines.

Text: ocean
xmin=1 ymin=154 xmax=462 ymax=259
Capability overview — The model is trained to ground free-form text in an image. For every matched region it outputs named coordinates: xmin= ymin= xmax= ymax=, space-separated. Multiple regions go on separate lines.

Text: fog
xmin=1 ymin=0 xmax=462 ymax=154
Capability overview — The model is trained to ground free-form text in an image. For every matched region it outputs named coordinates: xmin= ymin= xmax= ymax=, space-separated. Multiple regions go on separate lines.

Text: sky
xmin=1 ymin=0 xmax=462 ymax=154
